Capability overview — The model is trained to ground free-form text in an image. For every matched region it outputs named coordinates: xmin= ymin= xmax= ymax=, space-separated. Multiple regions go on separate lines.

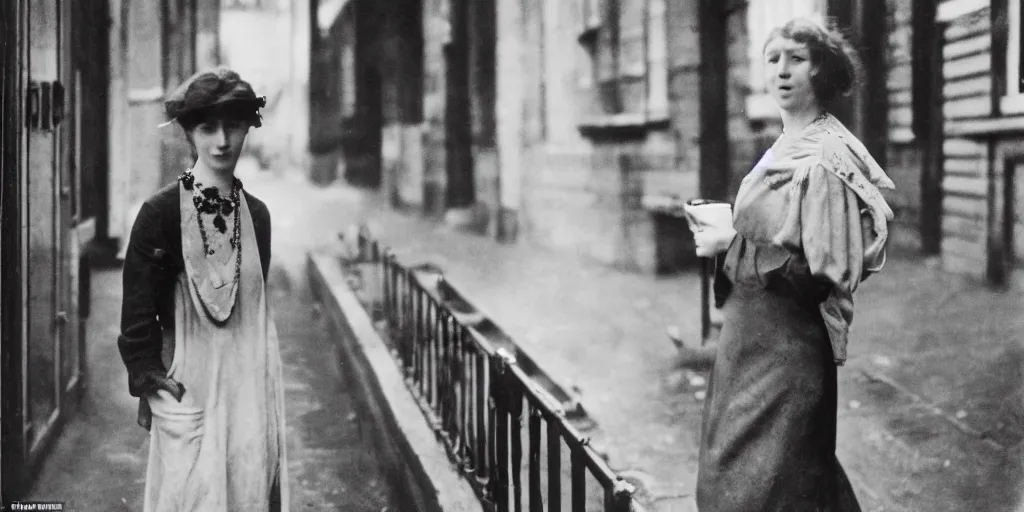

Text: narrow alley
xmin=6 ymin=0 xmax=1024 ymax=511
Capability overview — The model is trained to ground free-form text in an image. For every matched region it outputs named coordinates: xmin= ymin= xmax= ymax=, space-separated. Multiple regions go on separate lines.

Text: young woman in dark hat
xmin=684 ymin=18 xmax=895 ymax=510
xmin=116 ymin=67 xmax=288 ymax=511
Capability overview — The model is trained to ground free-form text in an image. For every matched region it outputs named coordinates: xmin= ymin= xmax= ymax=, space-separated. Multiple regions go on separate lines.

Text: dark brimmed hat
xmin=161 ymin=67 xmax=267 ymax=128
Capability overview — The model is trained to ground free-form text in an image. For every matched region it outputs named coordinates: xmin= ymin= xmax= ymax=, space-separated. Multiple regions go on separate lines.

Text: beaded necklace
xmin=178 ymin=169 xmax=243 ymax=291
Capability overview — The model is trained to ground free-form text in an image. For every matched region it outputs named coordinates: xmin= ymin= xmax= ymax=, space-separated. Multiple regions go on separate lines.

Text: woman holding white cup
xmin=688 ymin=18 xmax=894 ymax=511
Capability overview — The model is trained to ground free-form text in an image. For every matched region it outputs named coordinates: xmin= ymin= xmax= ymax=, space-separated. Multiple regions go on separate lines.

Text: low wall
xmin=307 ymin=252 xmax=483 ymax=512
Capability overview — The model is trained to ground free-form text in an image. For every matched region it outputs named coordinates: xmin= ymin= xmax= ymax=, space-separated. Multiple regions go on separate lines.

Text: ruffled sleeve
xmin=772 ymin=159 xmax=880 ymax=365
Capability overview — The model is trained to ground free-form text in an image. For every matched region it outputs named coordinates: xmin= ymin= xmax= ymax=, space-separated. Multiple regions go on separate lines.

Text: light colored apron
xmin=142 ymin=183 xmax=290 ymax=511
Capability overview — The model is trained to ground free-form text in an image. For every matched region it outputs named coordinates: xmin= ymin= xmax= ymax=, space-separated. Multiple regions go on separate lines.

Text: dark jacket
xmin=117 ymin=181 xmax=271 ymax=397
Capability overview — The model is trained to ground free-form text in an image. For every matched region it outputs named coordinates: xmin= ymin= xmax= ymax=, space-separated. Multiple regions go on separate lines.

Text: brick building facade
xmin=319 ymin=0 xmax=1023 ymax=286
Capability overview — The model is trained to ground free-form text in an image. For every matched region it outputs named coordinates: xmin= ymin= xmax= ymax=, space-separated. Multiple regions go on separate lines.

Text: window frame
xmin=1001 ymin=0 xmax=1024 ymax=114
xmin=339 ymin=6 xmax=357 ymax=120
xmin=576 ymin=0 xmax=669 ymax=132
xmin=222 ymin=0 xmax=263 ymax=10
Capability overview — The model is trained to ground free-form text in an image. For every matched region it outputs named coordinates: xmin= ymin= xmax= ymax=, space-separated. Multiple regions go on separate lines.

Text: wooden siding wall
xmin=941 ymin=4 xmax=991 ymax=276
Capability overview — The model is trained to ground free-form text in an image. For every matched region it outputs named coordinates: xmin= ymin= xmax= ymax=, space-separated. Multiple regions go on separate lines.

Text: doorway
xmin=2 ymin=0 xmax=84 ymax=496
xmin=444 ymin=0 xmax=474 ymax=209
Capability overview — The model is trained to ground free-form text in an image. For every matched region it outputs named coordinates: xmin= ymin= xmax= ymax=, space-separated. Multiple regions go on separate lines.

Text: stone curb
xmin=307 ymin=252 xmax=484 ymax=512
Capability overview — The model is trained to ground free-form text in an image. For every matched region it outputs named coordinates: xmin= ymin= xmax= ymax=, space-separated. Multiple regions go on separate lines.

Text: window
xmin=577 ymin=0 xmax=668 ymax=126
xmin=745 ymin=0 xmax=826 ymax=119
xmin=340 ymin=9 xmax=357 ymax=119
xmin=1003 ymin=0 xmax=1024 ymax=113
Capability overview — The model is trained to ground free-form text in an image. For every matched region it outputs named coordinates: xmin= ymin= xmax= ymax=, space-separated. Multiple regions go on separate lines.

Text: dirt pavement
xmin=237 ymin=158 xmax=1024 ymax=512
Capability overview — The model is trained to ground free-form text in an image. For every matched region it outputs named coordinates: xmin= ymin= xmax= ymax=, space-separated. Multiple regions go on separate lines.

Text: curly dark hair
xmin=763 ymin=17 xmax=863 ymax=105
xmin=177 ymin=102 xmax=261 ymax=133
xmin=165 ymin=67 xmax=265 ymax=132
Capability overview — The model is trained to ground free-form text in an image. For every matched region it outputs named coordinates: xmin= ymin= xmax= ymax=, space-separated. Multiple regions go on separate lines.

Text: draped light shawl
xmin=733 ymin=113 xmax=895 ymax=365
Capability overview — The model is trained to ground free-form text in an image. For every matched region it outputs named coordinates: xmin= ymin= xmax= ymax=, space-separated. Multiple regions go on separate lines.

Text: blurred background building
xmin=312 ymin=0 xmax=1022 ymax=287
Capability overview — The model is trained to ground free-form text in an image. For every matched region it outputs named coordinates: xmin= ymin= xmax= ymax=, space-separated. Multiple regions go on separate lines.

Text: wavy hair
xmin=763 ymin=17 xmax=863 ymax=105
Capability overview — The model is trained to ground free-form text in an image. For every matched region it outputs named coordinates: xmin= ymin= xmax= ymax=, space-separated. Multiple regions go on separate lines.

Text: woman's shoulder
xmin=242 ymin=189 xmax=270 ymax=220
xmin=811 ymin=127 xmax=856 ymax=161
xmin=813 ymin=117 xmax=881 ymax=171
xmin=139 ymin=181 xmax=182 ymax=219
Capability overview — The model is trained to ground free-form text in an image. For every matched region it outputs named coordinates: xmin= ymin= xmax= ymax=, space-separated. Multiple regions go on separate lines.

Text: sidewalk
xmin=244 ymin=160 xmax=1024 ymax=512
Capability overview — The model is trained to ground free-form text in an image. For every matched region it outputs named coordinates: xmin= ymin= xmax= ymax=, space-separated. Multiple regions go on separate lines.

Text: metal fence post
xmin=700 ymin=256 xmax=711 ymax=344
xmin=609 ymin=478 xmax=635 ymax=512
xmin=491 ymin=348 xmax=516 ymax=512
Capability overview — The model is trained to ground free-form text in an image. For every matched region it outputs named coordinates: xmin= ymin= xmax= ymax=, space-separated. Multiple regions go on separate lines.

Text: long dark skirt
xmin=696 ymin=275 xmax=861 ymax=511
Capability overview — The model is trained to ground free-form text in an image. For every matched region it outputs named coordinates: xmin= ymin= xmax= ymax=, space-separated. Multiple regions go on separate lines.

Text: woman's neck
xmin=780 ymin=106 xmax=825 ymax=135
xmin=190 ymin=160 xmax=234 ymax=192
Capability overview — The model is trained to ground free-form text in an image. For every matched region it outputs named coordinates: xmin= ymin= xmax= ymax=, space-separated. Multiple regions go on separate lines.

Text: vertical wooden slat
xmin=495 ymin=362 xmax=510 ymax=512
xmin=571 ymin=448 xmax=585 ymax=512
xmin=428 ymin=299 xmax=437 ymax=406
xmin=417 ymin=285 xmax=426 ymax=396
xmin=412 ymin=280 xmax=419 ymax=386
xmin=510 ymin=383 xmax=524 ymax=512
xmin=476 ymin=350 xmax=489 ymax=480
xmin=381 ymin=253 xmax=389 ymax=324
xmin=547 ymin=421 xmax=561 ymax=512
xmin=460 ymin=326 xmax=470 ymax=461
xmin=453 ymin=322 xmax=463 ymax=460
xmin=402 ymin=265 xmax=412 ymax=370
xmin=437 ymin=308 xmax=445 ymax=423
xmin=445 ymin=312 xmax=452 ymax=437
xmin=529 ymin=406 xmax=543 ymax=512
xmin=402 ymin=267 xmax=411 ymax=370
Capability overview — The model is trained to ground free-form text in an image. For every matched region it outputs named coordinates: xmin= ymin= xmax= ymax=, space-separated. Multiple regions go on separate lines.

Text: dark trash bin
xmin=642 ymin=194 xmax=701 ymax=275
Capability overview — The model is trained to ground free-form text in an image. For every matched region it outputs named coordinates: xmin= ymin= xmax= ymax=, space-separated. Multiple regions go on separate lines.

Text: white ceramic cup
xmin=683 ymin=201 xmax=733 ymax=232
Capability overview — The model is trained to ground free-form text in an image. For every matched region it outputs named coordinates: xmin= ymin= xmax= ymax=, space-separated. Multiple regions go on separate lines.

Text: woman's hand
xmin=132 ymin=367 xmax=186 ymax=402
xmin=693 ymin=227 xmax=737 ymax=258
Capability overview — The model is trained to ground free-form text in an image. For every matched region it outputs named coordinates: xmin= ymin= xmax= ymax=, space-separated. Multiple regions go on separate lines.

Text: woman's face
xmin=188 ymin=116 xmax=249 ymax=173
xmin=764 ymin=37 xmax=819 ymax=114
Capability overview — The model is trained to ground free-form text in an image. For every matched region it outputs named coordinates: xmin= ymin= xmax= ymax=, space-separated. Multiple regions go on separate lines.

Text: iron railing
xmin=347 ymin=231 xmax=635 ymax=512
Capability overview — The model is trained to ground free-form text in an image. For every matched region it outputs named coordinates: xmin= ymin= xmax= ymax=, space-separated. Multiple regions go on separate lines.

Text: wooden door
xmin=4 ymin=0 xmax=81 ymax=494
